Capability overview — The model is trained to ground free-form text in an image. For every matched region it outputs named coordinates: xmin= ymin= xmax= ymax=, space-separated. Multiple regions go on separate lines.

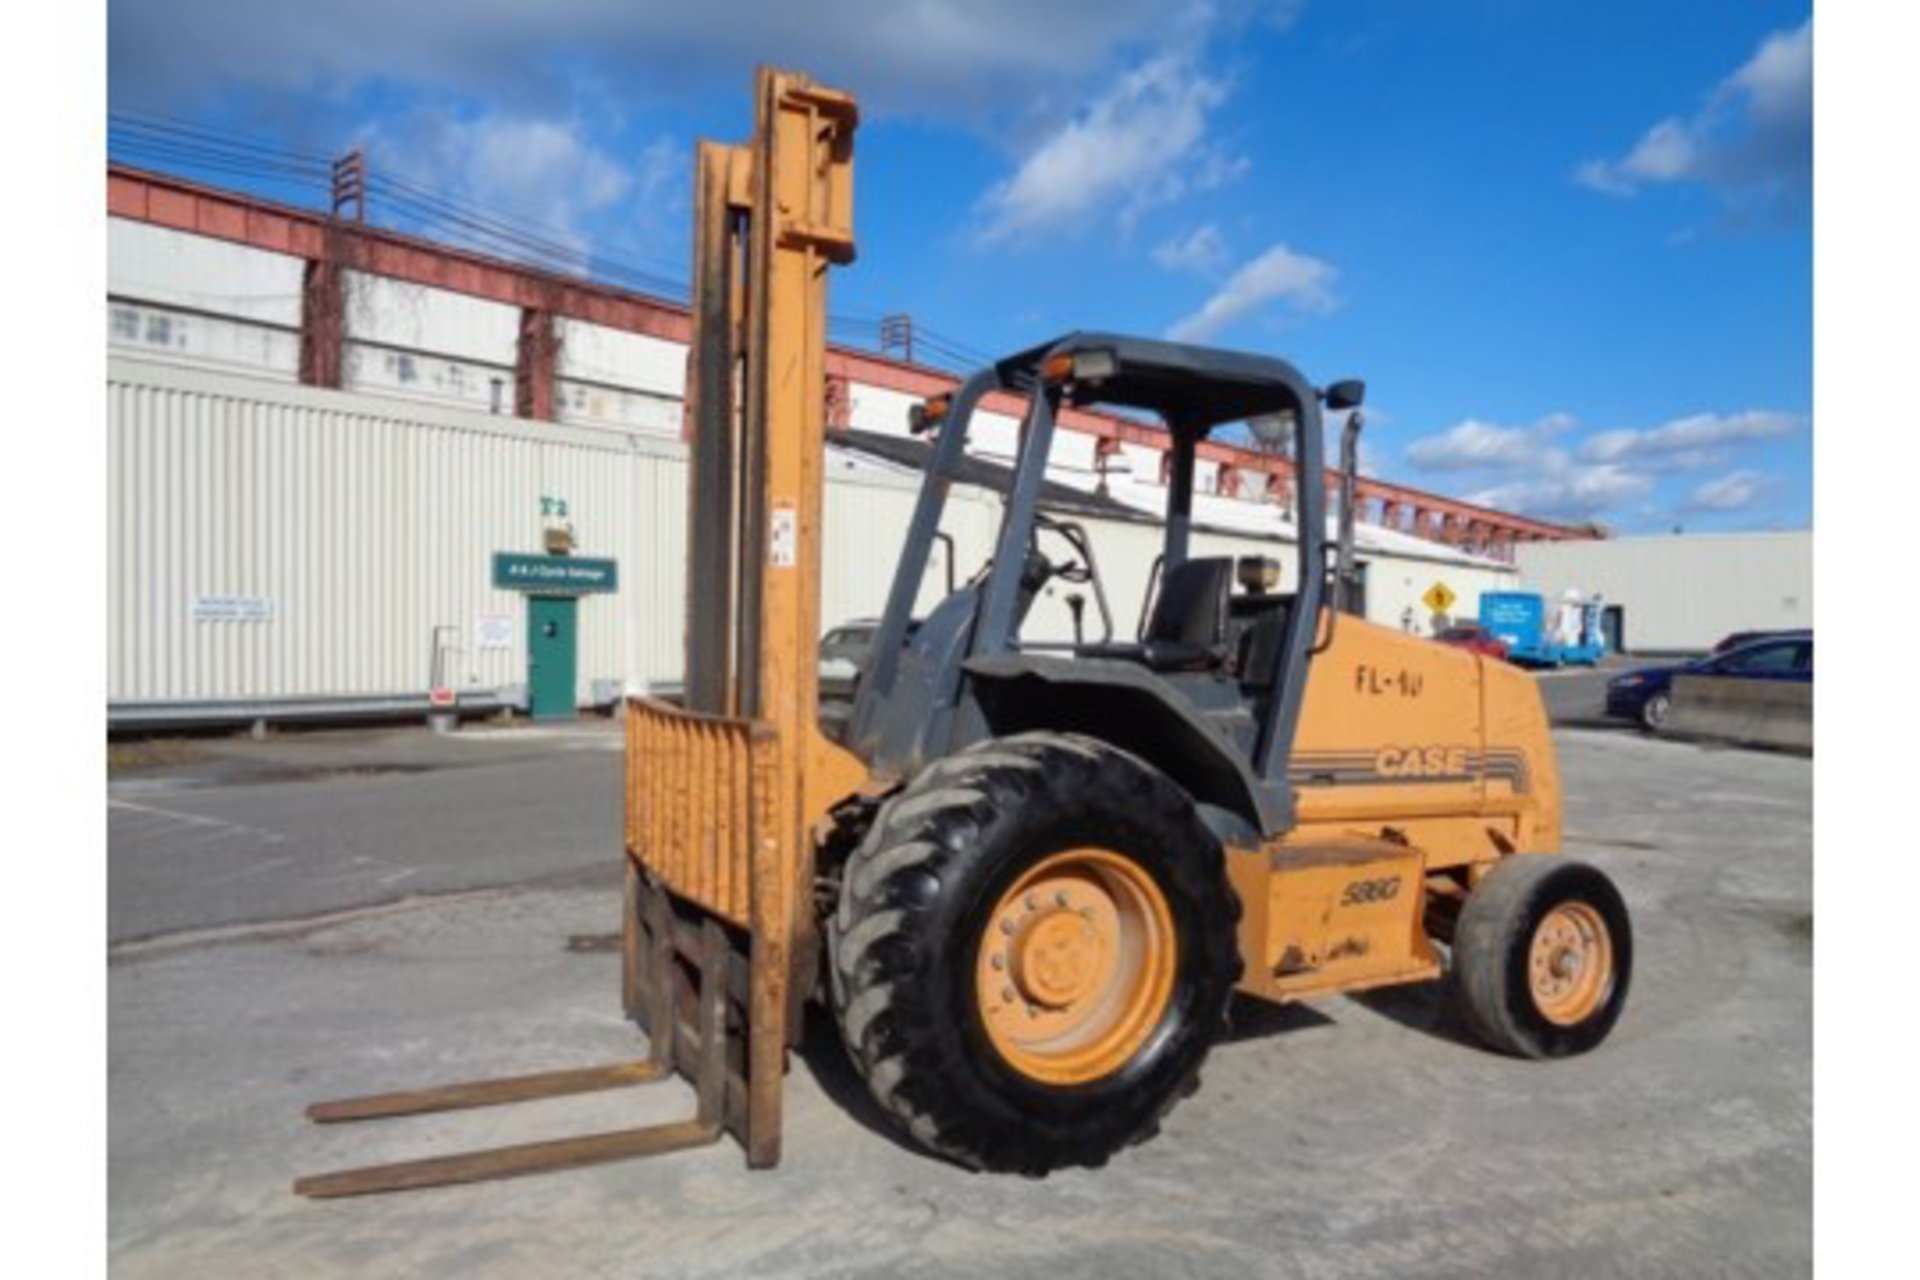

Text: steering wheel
xmin=1031 ymin=515 xmax=1093 ymax=585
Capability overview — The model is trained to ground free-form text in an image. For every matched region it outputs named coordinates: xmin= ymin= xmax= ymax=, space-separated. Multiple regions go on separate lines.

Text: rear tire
xmin=828 ymin=732 xmax=1240 ymax=1174
xmin=1453 ymin=856 xmax=1632 ymax=1058
xmin=1640 ymin=690 xmax=1671 ymax=732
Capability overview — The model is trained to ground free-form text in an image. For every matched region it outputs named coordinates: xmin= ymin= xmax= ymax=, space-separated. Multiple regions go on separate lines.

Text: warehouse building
xmin=1515 ymin=531 xmax=1813 ymax=654
xmin=107 ymin=164 xmax=1587 ymax=729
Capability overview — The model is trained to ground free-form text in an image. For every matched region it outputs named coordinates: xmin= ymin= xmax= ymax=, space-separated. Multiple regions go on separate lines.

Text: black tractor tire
xmin=1452 ymin=855 xmax=1633 ymax=1059
xmin=1640 ymin=690 xmax=1672 ymax=733
xmin=828 ymin=732 xmax=1240 ymax=1174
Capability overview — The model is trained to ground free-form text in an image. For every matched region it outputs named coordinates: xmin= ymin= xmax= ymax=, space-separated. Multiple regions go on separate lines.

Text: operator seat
xmin=1081 ymin=556 xmax=1235 ymax=673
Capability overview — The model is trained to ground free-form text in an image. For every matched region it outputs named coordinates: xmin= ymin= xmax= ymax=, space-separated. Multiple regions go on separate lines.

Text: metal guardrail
xmin=107 ymin=688 xmax=538 ymax=733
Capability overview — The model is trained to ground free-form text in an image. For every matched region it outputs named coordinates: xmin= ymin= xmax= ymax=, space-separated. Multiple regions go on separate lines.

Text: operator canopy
xmin=997 ymin=332 xmax=1350 ymax=439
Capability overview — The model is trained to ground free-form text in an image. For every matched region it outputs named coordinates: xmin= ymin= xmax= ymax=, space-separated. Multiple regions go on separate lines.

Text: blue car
xmin=1606 ymin=631 xmax=1813 ymax=731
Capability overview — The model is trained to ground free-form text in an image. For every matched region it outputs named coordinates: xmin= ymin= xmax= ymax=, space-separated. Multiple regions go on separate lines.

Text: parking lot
xmin=108 ymin=703 xmax=1810 ymax=1278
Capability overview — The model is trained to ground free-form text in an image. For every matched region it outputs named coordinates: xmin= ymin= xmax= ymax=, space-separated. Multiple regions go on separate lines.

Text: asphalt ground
xmin=108 ymin=693 xmax=1808 ymax=1278
xmin=108 ymin=722 xmax=624 ymax=944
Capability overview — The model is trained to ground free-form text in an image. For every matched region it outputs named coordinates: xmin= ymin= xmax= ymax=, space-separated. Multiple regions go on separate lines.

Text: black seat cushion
xmin=1078 ymin=558 xmax=1235 ymax=673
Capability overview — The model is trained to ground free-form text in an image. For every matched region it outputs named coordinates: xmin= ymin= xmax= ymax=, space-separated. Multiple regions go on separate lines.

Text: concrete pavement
xmin=108 ymin=724 xmax=1811 ymax=1278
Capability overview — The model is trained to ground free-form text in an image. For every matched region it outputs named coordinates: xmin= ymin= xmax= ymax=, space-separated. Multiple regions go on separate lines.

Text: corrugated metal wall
xmin=109 ymin=357 xmax=682 ymax=708
xmin=110 ymin=357 xmax=1517 ymax=713
xmin=1515 ymin=532 xmax=1813 ymax=652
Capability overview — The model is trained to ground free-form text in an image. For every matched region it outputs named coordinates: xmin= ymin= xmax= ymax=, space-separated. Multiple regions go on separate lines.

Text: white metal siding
xmin=1515 ymin=533 xmax=1812 ymax=651
xmin=844 ymin=383 xmax=919 ymax=437
xmin=555 ymin=319 xmax=685 ymax=397
xmin=108 ymin=219 xmax=305 ymax=327
xmin=110 ymin=357 xmax=1520 ymax=710
xmin=344 ymin=272 xmax=520 ymax=365
xmin=108 ymin=299 xmax=302 ymax=381
xmin=109 ymin=358 xmax=683 ymax=706
xmin=552 ymin=377 xmax=682 ymax=435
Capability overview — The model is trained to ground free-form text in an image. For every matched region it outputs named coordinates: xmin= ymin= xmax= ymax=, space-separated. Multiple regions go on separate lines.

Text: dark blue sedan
xmin=1606 ymin=631 xmax=1813 ymax=731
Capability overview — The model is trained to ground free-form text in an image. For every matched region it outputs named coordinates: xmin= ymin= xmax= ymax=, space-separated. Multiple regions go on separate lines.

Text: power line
xmin=110 ymin=108 xmax=338 ymax=164
xmin=106 ymin=114 xmax=1020 ymax=370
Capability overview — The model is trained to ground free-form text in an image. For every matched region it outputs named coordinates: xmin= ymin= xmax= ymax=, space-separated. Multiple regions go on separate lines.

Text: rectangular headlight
xmin=1071 ymin=349 xmax=1118 ymax=382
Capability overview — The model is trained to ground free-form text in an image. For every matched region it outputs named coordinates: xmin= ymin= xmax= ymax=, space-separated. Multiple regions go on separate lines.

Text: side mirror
xmin=1324 ymin=380 xmax=1366 ymax=411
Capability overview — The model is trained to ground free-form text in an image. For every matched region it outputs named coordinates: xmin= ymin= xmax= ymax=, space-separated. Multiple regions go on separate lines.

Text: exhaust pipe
xmin=1335 ymin=411 xmax=1364 ymax=615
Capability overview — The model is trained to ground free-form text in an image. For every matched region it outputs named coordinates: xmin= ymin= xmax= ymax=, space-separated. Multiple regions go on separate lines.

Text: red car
xmin=1435 ymin=623 xmax=1511 ymax=662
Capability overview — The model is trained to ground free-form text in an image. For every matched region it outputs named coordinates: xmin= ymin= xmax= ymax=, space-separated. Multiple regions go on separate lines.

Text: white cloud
xmin=1267 ymin=0 xmax=1311 ymax=34
xmin=1403 ymin=415 xmax=1569 ymax=472
xmin=357 ymin=109 xmax=666 ymax=268
xmin=1403 ymin=407 xmax=1799 ymax=524
xmin=1153 ymin=224 xmax=1231 ymax=275
xmin=1685 ymin=469 xmax=1767 ymax=513
xmin=1164 ymin=243 xmax=1337 ymax=341
xmin=1192 ymin=148 xmax=1252 ymax=191
xmin=633 ymin=136 xmax=689 ymax=214
xmin=108 ymin=0 xmax=1179 ymax=118
xmin=1577 ymin=20 xmax=1811 ymax=216
xmin=1578 ymin=409 xmax=1801 ymax=464
xmin=976 ymin=50 xmax=1237 ymax=242
xmin=1469 ymin=466 xmax=1655 ymax=524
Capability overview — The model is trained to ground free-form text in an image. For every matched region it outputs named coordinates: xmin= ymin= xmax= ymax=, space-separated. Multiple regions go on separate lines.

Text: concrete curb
xmin=1665 ymin=675 xmax=1812 ymax=755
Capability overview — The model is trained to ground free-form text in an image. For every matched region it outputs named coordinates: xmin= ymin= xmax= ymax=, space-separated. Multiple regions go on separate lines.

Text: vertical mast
xmin=682 ymin=68 xmax=856 ymax=731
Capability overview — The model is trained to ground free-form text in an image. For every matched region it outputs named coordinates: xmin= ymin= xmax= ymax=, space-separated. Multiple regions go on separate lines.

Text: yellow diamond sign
xmin=1422 ymin=581 xmax=1457 ymax=615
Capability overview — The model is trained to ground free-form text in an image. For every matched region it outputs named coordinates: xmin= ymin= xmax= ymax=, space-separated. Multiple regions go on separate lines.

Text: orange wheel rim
xmin=1528 ymin=902 xmax=1613 ymax=1025
xmin=974 ymin=848 xmax=1177 ymax=1086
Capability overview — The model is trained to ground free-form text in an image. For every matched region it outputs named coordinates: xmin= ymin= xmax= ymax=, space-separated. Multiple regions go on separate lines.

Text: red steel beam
xmin=515 ymin=308 xmax=559 ymax=421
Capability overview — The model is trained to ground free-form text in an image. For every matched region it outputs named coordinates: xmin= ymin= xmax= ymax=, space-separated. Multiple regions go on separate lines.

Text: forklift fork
xmin=294 ymin=876 xmax=735 ymax=1198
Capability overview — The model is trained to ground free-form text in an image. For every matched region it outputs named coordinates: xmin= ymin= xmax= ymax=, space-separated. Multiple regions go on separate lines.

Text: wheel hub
xmin=1528 ymin=901 xmax=1613 ymax=1026
xmin=1012 ymin=909 xmax=1107 ymax=1009
xmin=975 ymin=848 xmax=1176 ymax=1085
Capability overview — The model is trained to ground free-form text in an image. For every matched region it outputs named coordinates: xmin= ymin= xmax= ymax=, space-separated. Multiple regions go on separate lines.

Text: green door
xmin=527 ymin=596 xmax=578 ymax=721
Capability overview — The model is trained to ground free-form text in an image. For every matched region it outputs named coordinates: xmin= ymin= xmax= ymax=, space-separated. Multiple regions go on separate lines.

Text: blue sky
xmin=108 ymin=1 xmax=1812 ymax=532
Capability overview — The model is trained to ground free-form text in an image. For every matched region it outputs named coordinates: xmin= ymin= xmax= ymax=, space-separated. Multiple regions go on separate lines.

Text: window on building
xmin=144 ymin=313 xmax=173 ymax=346
xmin=111 ymin=307 xmax=140 ymax=341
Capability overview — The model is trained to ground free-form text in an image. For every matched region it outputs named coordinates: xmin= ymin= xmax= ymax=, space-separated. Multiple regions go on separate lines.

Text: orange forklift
xmin=297 ymin=65 xmax=1629 ymax=1195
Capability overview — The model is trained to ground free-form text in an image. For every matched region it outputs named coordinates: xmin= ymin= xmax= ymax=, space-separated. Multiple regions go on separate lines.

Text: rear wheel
xmin=829 ymin=732 xmax=1240 ymax=1173
xmin=1453 ymin=856 xmax=1632 ymax=1058
xmin=1640 ymin=690 xmax=1671 ymax=732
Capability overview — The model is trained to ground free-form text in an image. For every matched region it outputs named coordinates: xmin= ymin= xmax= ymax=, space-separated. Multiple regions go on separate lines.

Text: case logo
xmin=1373 ymin=744 xmax=1472 ymax=778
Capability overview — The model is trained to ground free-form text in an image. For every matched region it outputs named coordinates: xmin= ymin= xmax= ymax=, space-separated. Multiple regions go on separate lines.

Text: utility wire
xmin=110 ymin=108 xmax=338 ymax=164
xmin=108 ymin=113 xmax=1012 ymax=368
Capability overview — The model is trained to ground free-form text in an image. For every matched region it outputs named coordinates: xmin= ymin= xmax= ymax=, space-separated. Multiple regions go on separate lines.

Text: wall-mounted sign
xmin=473 ymin=614 xmax=515 ymax=650
xmin=192 ymin=595 xmax=275 ymax=622
xmin=492 ymin=553 xmax=619 ymax=594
